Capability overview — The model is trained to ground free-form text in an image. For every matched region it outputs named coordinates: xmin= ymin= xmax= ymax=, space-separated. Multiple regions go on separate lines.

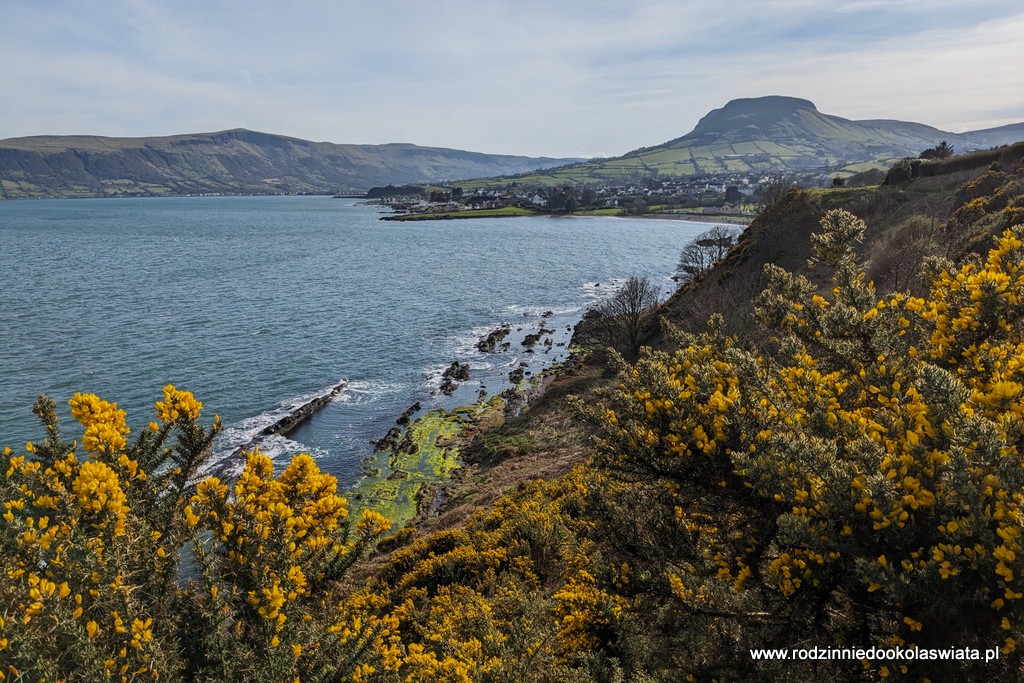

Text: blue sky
xmin=2 ymin=0 xmax=1022 ymax=157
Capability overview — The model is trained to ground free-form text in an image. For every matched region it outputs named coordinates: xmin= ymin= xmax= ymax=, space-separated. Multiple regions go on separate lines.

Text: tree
xmin=920 ymin=140 xmax=955 ymax=160
xmin=626 ymin=198 xmax=647 ymax=215
xmin=591 ymin=275 xmax=661 ymax=358
xmin=676 ymin=225 xmax=739 ymax=283
xmin=756 ymin=177 xmax=794 ymax=211
xmin=547 ymin=185 xmax=579 ymax=213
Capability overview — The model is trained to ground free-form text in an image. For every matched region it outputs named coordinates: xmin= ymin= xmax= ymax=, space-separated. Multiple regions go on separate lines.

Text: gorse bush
xmin=7 ymin=205 xmax=1024 ymax=682
xmin=593 ymin=210 xmax=1024 ymax=679
xmin=1 ymin=388 xmax=395 ymax=682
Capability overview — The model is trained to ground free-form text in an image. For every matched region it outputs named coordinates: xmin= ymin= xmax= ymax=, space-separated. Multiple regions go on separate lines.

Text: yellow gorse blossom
xmin=72 ymin=460 xmax=128 ymax=533
xmin=595 ymin=212 xmax=1024 ymax=670
xmin=69 ymin=393 xmax=129 ymax=453
xmin=154 ymin=384 xmax=202 ymax=423
xmin=2 ymin=389 xmax=394 ymax=681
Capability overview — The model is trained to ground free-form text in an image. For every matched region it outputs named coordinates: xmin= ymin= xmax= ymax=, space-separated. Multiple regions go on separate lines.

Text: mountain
xmin=0 ymin=129 xmax=578 ymax=199
xmin=473 ymin=96 xmax=1024 ymax=186
xmin=959 ymin=122 xmax=1024 ymax=148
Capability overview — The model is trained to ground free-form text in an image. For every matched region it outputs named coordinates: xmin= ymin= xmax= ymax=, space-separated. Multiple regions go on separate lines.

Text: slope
xmin=0 ymin=128 xmax=578 ymax=199
xmin=470 ymin=96 xmax=1024 ymax=186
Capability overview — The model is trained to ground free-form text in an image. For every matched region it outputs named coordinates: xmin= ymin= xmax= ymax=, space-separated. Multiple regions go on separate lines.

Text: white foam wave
xmin=422 ymin=364 xmax=451 ymax=390
xmin=449 ymin=324 xmax=504 ymax=356
xmin=206 ymin=380 xmax=351 ymax=474
xmin=249 ymin=434 xmax=329 ymax=463
xmin=504 ymin=303 xmax=581 ymax=317
xmin=339 ymin=379 xmax=405 ymax=403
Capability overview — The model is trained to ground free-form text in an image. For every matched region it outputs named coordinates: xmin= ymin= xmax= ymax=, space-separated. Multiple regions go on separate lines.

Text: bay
xmin=0 ymin=196 xmax=718 ymax=485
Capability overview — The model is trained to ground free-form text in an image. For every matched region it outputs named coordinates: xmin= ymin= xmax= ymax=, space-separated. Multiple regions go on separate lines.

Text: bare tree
xmin=592 ymin=275 xmax=662 ymax=358
xmin=676 ymin=225 xmax=739 ymax=283
xmin=758 ymin=177 xmax=795 ymax=212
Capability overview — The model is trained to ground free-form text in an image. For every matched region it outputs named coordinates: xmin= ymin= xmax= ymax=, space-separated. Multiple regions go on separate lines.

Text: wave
xmin=502 ymin=303 xmax=581 ymax=317
xmin=204 ymin=380 xmax=351 ymax=476
xmin=337 ymin=379 xmax=406 ymax=403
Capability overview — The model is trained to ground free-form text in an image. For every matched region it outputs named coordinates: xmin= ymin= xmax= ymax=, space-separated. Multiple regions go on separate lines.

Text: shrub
xmin=594 ymin=211 xmax=1024 ymax=679
xmin=0 ymin=388 xmax=394 ymax=682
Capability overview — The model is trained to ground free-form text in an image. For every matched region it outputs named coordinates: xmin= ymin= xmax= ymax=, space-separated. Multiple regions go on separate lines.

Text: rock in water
xmin=440 ymin=361 xmax=471 ymax=395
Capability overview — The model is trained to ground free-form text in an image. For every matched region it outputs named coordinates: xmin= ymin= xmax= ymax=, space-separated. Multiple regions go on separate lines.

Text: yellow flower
xmin=69 ymin=393 xmax=130 ymax=453
xmin=155 ymin=385 xmax=202 ymax=423
xmin=903 ymin=616 xmax=923 ymax=632
xmin=72 ymin=461 xmax=128 ymax=533
xmin=356 ymin=509 xmax=392 ymax=538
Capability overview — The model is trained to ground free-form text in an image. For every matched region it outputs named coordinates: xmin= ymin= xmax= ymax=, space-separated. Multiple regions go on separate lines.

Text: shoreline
xmin=346 ymin=353 xmax=580 ymax=529
xmin=382 ymin=206 xmax=752 ymax=226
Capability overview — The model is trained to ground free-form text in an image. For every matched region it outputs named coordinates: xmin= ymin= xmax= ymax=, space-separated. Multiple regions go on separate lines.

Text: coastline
xmin=381 ymin=206 xmax=752 ymax=226
xmin=346 ymin=356 xmax=577 ymax=529
xmin=633 ymin=211 xmax=752 ymax=225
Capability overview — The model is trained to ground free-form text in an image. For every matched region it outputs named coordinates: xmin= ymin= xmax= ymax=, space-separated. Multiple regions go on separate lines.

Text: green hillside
xmin=464 ymin=96 xmax=1024 ymax=187
xmin=0 ymin=129 xmax=578 ymax=199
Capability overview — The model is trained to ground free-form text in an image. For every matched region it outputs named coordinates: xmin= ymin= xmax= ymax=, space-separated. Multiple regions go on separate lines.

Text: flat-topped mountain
xmin=484 ymin=96 xmax=1024 ymax=185
xmin=0 ymin=129 xmax=578 ymax=199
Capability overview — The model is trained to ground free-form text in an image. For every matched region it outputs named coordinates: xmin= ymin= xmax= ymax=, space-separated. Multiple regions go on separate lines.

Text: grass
xmin=571 ymin=208 xmax=621 ymax=216
xmin=385 ymin=206 xmax=537 ymax=221
xmin=455 ymin=132 xmax=920 ymax=189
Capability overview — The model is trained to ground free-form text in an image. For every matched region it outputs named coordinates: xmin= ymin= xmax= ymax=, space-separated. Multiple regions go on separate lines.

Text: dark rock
xmin=396 ymin=402 xmax=421 ymax=425
xmin=257 ymin=380 xmax=347 ymax=438
xmin=373 ymin=426 xmax=403 ymax=452
xmin=477 ymin=324 xmax=511 ymax=352
xmin=440 ymin=361 xmax=471 ymax=395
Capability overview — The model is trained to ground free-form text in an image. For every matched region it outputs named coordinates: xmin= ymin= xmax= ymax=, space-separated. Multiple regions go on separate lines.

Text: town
xmin=363 ymin=166 xmax=879 ymax=220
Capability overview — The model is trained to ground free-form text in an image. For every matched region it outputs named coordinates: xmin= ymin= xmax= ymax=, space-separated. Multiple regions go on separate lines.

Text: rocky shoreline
xmin=347 ymin=313 xmax=587 ymax=529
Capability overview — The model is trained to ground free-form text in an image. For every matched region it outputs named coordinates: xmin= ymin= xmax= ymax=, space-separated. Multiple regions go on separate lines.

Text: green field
xmin=384 ymin=206 xmax=537 ymax=221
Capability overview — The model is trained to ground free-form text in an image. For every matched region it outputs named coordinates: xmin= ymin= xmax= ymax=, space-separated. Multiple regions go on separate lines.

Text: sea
xmin=0 ymin=196 xmax=721 ymax=486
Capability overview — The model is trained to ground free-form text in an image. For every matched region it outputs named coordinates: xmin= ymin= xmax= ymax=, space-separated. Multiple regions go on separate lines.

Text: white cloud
xmin=1 ymin=0 xmax=1021 ymax=156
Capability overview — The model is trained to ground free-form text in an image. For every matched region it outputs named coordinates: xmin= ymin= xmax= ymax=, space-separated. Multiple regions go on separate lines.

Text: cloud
xmin=1 ymin=0 xmax=1021 ymax=156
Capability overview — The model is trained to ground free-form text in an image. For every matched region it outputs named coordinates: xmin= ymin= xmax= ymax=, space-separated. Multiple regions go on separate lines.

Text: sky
xmin=2 ymin=0 xmax=1022 ymax=158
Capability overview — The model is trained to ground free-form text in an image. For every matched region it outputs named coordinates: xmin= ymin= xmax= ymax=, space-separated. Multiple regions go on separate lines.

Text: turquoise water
xmin=0 ymin=196 xmax=717 ymax=484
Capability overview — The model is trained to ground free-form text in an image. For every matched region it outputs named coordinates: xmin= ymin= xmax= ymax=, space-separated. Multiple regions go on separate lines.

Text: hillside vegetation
xmin=3 ymin=143 xmax=1024 ymax=682
xmin=467 ymin=97 xmax=1024 ymax=188
xmin=0 ymin=129 xmax=576 ymax=199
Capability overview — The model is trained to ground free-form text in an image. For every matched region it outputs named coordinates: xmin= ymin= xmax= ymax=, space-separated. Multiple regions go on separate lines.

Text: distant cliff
xmin=0 ymin=129 xmax=578 ymax=198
